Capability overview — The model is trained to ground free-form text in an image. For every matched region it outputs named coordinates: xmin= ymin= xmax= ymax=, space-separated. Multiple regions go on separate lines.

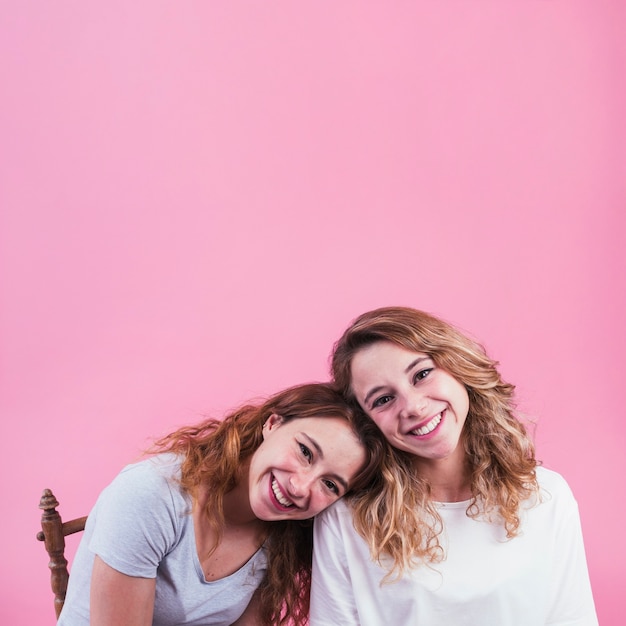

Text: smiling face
xmin=247 ymin=414 xmax=366 ymax=521
xmin=350 ymin=341 xmax=470 ymax=465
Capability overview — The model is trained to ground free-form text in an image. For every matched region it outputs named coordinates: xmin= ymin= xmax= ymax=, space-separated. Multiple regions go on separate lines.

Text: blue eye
xmin=299 ymin=443 xmax=312 ymax=461
xmin=414 ymin=368 xmax=433 ymax=383
xmin=372 ymin=395 xmax=393 ymax=408
xmin=322 ymin=478 xmax=339 ymax=495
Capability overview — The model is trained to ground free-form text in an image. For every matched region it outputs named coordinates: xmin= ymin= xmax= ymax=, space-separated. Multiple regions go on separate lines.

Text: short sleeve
xmin=310 ymin=501 xmax=360 ymax=626
xmin=89 ymin=456 xmax=188 ymax=578
xmin=542 ymin=472 xmax=598 ymax=625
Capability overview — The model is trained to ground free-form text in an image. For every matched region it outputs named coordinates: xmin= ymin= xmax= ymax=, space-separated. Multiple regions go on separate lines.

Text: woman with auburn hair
xmin=58 ymin=383 xmax=385 ymax=626
xmin=311 ymin=306 xmax=598 ymax=626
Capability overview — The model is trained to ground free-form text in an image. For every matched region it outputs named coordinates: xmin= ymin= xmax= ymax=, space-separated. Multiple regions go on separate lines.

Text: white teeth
xmin=412 ymin=413 xmax=442 ymax=436
xmin=272 ymin=478 xmax=293 ymax=508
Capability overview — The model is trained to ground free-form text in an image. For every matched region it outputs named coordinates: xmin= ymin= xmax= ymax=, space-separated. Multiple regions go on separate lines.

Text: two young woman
xmin=60 ymin=306 xmax=598 ymax=625
xmin=58 ymin=383 xmax=386 ymax=626
xmin=311 ymin=306 xmax=598 ymax=625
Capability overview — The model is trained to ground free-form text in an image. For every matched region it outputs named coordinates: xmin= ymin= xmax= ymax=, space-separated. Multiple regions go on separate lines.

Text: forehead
xmin=283 ymin=415 xmax=354 ymax=438
xmin=352 ymin=341 xmax=429 ymax=377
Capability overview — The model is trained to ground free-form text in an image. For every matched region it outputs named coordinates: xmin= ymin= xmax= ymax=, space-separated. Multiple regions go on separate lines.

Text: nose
xmin=401 ymin=389 xmax=428 ymax=419
xmin=287 ymin=472 xmax=314 ymax=500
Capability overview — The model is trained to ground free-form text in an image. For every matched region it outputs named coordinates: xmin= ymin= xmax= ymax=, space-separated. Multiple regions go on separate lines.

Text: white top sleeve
xmin=311 ymin=500 xmax=360 ymax=625
xmin=543 ymin=474 xmax=598 ymax=625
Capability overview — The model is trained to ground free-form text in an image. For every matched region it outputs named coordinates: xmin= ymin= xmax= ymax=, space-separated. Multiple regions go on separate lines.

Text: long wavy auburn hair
xmin=331 ymin=306 xmax=539 ymax=579
xmin=151 ymin=382 xmax=385 ymax=626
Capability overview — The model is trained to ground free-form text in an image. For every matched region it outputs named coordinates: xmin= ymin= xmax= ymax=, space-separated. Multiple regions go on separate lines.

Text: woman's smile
xmin=406 ymin=409 xmax=445 ymax=437
xmin=270 ymin=474 xmax=296 ymax=510
xmin=351 ymin=341 xmax=469 ymax=462
xmin=247 ymin=415 xmax=366 ymax=521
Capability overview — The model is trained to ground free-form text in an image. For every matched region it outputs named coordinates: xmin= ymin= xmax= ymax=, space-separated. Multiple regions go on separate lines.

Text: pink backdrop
xmin=1 ymin=2 xmax=624 ymax=624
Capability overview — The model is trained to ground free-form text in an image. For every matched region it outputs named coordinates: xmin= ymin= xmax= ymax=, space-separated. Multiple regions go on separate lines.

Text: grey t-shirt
xmin=58 ymin=453 xmax=267 ymax=625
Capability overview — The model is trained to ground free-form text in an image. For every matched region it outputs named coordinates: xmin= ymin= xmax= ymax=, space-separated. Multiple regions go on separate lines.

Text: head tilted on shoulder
xmin=252 ymin=381 xmax=384 ymax=493
xmin=156 ymin=382 xmax=383 ymax=512
xmin=246 ymin=383 xmax=385 ymax=521
xmin=153 ymin=381 xmax=384 ymax=626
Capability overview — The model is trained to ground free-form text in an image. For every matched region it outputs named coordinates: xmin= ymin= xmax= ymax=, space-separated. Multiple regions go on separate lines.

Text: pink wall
xmin=1 ymin=2 xmax=624 ymax=624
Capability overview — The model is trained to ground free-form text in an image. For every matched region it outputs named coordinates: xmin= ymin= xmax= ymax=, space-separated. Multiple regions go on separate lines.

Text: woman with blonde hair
xmin=58 ymin=383 xmax=385 ymax=626
xmin=311 ymin=306 xmax=597 ymax=625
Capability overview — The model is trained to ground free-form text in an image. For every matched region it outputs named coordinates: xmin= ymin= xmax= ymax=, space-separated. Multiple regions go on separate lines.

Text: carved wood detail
xmin=37 ymin=488 xmax=87 ymax=619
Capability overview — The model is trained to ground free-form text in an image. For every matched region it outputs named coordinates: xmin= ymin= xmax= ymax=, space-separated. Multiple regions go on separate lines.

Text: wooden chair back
xmin=37 ymin=488 xmax=88 ymax=619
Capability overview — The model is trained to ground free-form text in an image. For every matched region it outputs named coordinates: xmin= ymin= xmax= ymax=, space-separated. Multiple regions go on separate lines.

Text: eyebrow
xmin=362 ymin=356 xmax=432 ymax=407
xmin=300 ymin=432 xmax=349 ymax=492
xmin=405 ymin=356 xmax=431 ymax=373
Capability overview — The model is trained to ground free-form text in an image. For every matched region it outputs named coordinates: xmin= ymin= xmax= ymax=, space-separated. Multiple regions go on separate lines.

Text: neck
xmin=193 ymin=481 xmax=268 ymax=565
xmin=193 ymin=460 xmax=259 ymax=528
xmin=413 ymin=447 xmax=472 ymax=503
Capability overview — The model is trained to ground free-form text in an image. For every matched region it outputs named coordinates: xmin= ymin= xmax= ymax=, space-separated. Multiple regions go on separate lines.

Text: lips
xmin=408 ymin=410 xmax=443 ymax=436
xmin=271 ymin=475 xmax=295 ymax=509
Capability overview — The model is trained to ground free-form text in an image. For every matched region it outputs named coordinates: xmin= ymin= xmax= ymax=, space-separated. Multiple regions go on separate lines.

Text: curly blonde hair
xmin=331 ymin=306 xmax=539 ymax=579
xmin=151 ymin=382 xmax=385 ymax=625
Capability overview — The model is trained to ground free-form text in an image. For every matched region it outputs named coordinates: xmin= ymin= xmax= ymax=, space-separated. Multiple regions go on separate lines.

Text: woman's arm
xmin=544 ymin=475 xmax=598 ymax=625
xmin=90 ymin=556 xmax=156 ymax=626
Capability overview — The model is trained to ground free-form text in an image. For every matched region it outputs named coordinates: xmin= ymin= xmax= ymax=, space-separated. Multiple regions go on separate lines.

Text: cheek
xmin=367 ymin=412 xmax=392 ymax=434
xmin=309 ymin=491 xmax=337 ymax=515
xmin=457 ymin=387 xmax=470 ymax=418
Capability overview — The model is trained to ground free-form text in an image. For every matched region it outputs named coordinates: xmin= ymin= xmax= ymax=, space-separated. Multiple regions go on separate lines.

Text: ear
xmin=262 ymin=413 xmax=283 ymax=439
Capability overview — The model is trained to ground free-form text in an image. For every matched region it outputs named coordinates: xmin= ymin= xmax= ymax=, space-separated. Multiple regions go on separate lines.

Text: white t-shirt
xmin=311 ymin=467 xmax=597 ymax=626
xmin=59 ymin=454 xmax=267 ymax=626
